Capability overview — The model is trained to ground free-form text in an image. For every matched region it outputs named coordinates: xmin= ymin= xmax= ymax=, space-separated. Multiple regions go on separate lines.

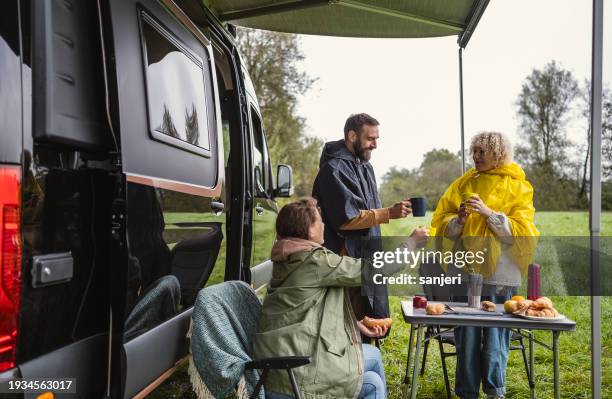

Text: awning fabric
xmin=202 ymin=0 xmax=488 ymax=46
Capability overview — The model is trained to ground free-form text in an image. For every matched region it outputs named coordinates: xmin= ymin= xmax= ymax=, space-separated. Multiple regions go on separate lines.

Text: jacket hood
xmin=270 ymin=238 xmax=322 ymax=262
xmin=483 ymin=162 xmax=526 ymax=180
xmin=466 ymin=162 xmax=526 ymax=180
xmin=319 ymin=139 xmax=359 ymax=167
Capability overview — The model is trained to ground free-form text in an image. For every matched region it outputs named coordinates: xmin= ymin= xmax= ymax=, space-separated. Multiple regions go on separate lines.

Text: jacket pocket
xmin=321 ymin=334 xmax=347 ymax=357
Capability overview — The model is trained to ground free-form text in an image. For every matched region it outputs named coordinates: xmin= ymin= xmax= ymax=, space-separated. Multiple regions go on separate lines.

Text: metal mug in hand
xmin=466 ymin=273 xmax=483 ymax=308
xmin=461 ymin=192 xmax=479 ymax=213
xmin=410 ymin=197 xmax=427 ymax=217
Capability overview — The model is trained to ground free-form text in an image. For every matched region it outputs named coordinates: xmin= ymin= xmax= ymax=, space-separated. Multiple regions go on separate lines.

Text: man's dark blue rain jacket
xmin=312 ymin=139 xmax=389 ymax=319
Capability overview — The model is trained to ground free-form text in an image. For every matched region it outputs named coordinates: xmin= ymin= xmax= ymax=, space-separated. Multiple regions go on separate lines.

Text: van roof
xmin=204 ymin=0 xmax=489 ymax=48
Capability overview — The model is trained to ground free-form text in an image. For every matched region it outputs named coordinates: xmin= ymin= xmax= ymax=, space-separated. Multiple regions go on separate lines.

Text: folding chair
xmin=190 ymin=281 xmax=310 ymax=399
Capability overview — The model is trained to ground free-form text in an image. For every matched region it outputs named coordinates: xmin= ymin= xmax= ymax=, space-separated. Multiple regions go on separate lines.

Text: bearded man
xmin=312 ymin=113 xmax=415 ymax=326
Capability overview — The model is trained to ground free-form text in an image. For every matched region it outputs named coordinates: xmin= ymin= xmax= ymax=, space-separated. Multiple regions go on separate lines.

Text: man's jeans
xmin=266 ymin=343 xmax=387 ymax=399
xmin=454 ymin=285 xmax=516 ymax=399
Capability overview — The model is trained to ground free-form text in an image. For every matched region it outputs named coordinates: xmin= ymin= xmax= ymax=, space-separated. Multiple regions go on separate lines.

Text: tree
xmin=515 ymin=61 xmax=579 ymax=172
xmin=237 ymin=29 xmax=322 ymax=196
xmin=379 ymin=167 xmax=418 ymax=206
xmin=514 ymin=61 xmax=583 ymax=210
xmin=575 ymin=82 xmax=612 ymax=203
xmin=185 ymin=104 xmax=199 ymax=145
xmin=418 ymin=149 xmax=462 ymax=209
xmin=159 ymin=105 xmax=179 ymax=138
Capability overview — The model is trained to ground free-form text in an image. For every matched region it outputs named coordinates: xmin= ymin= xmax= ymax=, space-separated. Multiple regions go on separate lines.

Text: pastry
xmin=526 ymin=308 xmax=541 ymax=317
xmin=481 ymin=300 xmax=496 ymax=312
xmin=425 ymin=303 xmax=445 ymax=315
xmin=362 ymin=317 xmax=393 ymax=328
xmin=533 ymin=297 xmax=553 ymax=310
xmin=516 ymin=299 xmax=534 ymax=312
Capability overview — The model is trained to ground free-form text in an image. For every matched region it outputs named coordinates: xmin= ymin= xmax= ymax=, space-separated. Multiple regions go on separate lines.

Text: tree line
xmin=237 ymin=29 xmax=612 ymax=211
xmin=379 ymin=61 xmax=612 ymax=211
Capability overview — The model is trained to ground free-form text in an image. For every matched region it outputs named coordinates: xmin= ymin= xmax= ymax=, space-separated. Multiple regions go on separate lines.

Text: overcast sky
xmin=295 ymin=0 xmax=610 ymax=183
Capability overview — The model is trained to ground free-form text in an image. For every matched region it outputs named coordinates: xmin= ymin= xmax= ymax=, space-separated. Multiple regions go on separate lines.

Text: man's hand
xmin=457 ymin=203 xmax=469 ymax=225
xmin=357 ymin=320 xmax=388 ymax=338
xmin=409 ymin=227 xmax=429 ymax=248
xmin=388 ymin=200 xmax=412 ymax=219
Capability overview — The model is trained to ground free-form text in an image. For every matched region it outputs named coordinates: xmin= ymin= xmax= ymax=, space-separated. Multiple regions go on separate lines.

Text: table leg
xmin=410 ymin=325 xmax=424 ymax=399
xmin=553 ymin=331 xmax=560 ymax=399
xmin=529 ymin=329 xmax=535 ymax=399
xmin=402 ymin=325 xmax=415 ymax=399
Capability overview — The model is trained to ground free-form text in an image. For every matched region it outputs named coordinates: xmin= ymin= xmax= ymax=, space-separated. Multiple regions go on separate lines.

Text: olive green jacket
xmin=252 ymin=242 xmax=364 ymax=399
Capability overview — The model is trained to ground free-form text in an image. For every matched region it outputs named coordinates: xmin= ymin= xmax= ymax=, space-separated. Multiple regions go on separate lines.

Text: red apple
xmin=413 ymin=295 xmax=428 ymax=309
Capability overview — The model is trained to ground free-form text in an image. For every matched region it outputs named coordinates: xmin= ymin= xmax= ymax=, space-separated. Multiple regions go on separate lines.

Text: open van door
xmin=105 ymin=0 xmax=227 ymax=396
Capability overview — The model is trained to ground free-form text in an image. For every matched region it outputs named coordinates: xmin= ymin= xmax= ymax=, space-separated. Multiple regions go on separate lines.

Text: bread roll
xmin=481 ymin=300 xmax=496 ymax=312
xmin=425 ymin=303 xmax=445 ymax=315
xmin=362 ymin=317 xmax=393 ymax=329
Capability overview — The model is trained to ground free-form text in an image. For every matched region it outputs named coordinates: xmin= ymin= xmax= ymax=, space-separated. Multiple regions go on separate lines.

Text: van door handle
xmin=255 ymin=205 xmax=264 ymax=216
xmin=211 ymin=201 xmax=225 ymax=214
xmin=32 ymin=252 xmax=73 ymax=287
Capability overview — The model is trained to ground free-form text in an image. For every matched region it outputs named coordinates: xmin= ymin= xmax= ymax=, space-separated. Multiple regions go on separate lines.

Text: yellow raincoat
xmin=431 ymin=163 xmax=539 ymax=278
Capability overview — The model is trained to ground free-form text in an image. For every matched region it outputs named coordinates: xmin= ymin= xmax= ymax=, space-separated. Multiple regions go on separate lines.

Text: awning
xmin=203 ymin=0 xmax=489 ymax=47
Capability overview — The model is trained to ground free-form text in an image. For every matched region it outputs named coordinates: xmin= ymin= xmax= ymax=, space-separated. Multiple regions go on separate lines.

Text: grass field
xmin=150 ymin=212 xmax=612 ymax=398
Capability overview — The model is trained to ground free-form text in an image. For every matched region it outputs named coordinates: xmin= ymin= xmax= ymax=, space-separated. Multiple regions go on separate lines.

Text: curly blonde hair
xmin=469 ymin=131 xmax=513 ymax=167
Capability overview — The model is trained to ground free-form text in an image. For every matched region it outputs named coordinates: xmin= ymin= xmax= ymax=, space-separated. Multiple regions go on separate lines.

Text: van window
xmin=250 ymin=108 xmax=271 ymax=196
xmin=140 ymin=12 xmax=211 ymax=155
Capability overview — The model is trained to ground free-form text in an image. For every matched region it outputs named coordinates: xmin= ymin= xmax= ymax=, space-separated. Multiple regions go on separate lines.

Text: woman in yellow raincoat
xmin=431 ymin=132 xmax=539 ymax=399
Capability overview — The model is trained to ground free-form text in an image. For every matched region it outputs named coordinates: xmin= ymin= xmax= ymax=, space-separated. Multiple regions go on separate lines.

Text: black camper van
xmin=0 ymin=0 xmax=290 ymax=397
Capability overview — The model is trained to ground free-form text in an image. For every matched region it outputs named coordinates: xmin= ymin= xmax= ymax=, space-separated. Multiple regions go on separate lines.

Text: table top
xmin=401 ymin=301 xmax=576 ymax=331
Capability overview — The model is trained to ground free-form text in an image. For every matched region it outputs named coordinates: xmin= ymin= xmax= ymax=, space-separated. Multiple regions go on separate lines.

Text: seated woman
xmin=431 ymin=132 xmax=539 ymax=399
xmin=253 ymin=197 xmax=427 ymax=399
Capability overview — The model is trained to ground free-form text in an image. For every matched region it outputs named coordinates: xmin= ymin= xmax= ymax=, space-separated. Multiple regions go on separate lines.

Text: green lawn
xmin=151 ymin=212 xmax=612 ymax=398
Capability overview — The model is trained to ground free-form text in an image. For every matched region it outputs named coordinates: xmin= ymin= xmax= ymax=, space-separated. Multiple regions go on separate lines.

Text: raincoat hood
xmin=270 ymin=238 xmax=321 ymax=262
xmin=319 ymin=139 xmax=360 ymax=167
xmin=478 ymin=162 xmax=526 ymax=180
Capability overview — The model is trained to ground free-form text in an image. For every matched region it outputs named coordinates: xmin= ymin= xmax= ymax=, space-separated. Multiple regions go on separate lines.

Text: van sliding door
xmin=107 ymin=0 xmax=225 ymax=397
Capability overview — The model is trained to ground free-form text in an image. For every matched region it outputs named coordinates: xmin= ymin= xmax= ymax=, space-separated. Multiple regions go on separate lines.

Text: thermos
xmin=527 ymin=263 xmax=541 ymax=300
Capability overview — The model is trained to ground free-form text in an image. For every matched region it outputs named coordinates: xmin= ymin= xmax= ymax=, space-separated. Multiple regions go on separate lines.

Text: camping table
xmin=401 ymin=301 xmax=576 ymax=399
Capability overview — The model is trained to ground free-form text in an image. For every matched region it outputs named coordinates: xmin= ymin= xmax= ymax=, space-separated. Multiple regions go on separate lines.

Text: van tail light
xmin=0 ymin=165 xmax=21 ymax=371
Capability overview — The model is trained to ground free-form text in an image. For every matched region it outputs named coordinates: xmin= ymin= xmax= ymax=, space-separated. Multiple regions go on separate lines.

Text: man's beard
xmin=354 ymin=139 xmax=372 ymax=162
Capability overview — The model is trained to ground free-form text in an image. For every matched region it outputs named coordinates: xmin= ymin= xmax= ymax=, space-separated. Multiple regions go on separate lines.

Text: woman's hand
xmin=357 ymin=320 xmax=388 ymax=338
xmin=409 ymin=227 xmax=429 ymax=248
xmin=465 ymin=196 xmax=493 ymax=218
xmin=457 ymin=203 xmax=469 ymax=225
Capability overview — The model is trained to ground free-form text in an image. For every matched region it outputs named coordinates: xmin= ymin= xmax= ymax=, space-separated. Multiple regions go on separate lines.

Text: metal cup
xmin=462 ymin=192 xmax=479 ymax=213
xmin=466 ymin=273 xmax=483 ymax=308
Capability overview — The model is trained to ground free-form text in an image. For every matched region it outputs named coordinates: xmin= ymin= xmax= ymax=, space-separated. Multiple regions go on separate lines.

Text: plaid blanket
xmin=189 ymin=281 xmax=264 ymax=399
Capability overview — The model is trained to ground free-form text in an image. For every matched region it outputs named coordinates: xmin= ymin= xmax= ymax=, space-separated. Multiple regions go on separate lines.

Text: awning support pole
xmin=459 ymin=47 xmax=466 ymax=173
xmin=590 ymin=0 xmax=603 ymax=397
